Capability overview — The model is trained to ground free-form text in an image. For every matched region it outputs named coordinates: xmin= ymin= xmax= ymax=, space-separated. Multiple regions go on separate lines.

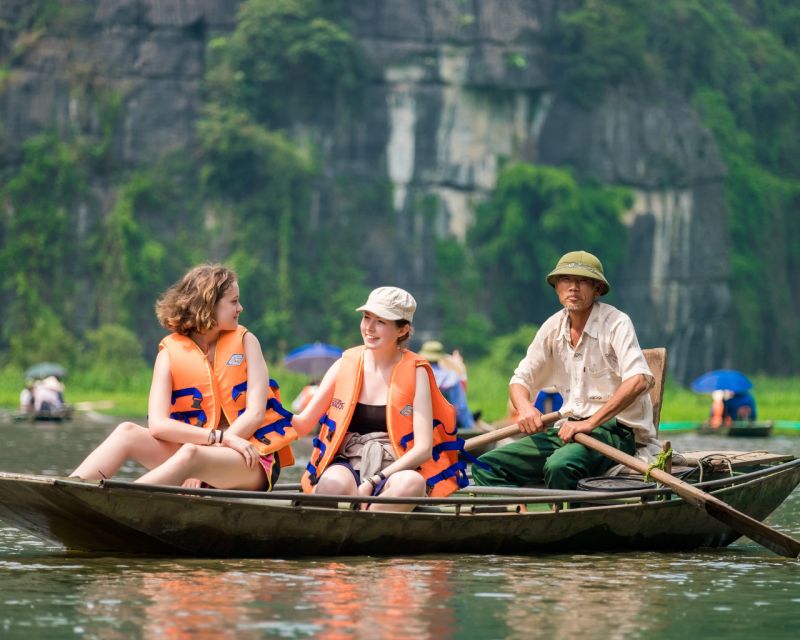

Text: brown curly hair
xmin=155 ymin=264 xmax=238 ymax=335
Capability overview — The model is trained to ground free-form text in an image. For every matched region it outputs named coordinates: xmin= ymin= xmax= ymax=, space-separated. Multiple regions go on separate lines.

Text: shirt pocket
xmin=584 ymin=355 xmax=615 ymax=401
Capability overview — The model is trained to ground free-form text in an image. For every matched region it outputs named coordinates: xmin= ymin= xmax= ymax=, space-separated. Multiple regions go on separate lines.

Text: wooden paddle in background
xmin=572 ymin=433 xmax=800 ymax=558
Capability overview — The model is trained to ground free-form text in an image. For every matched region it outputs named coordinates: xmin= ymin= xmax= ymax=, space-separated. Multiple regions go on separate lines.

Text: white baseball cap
xmin=356 ymin=286 xmax=416 ymax=322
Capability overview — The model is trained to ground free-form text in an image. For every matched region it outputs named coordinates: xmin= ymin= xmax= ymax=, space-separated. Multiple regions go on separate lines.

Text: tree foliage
xmin=206 ymin=0 xmax=363 ymax=129
xmin=552 ymin=0 xmax=800 ymax=373
xmin=466 ymin=163 xmax=630 ymax=335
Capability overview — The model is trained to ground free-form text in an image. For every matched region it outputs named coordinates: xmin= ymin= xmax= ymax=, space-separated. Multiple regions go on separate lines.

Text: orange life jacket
xmin=160 ymin=325 xmax=296 ymax=468
xmin=300 ymin=346 xmax=469 ymax=497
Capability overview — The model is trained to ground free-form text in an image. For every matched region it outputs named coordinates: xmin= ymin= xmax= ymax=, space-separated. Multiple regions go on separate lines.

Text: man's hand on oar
xmin=463 ymin=412 xmax=561 ymax=452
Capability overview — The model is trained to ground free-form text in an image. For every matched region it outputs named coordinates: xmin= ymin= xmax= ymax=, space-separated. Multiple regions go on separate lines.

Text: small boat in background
xmin=696 ymin=420 xmax=774 ymax=438
xmin=11 ymin=406 xmax=73 ymax=423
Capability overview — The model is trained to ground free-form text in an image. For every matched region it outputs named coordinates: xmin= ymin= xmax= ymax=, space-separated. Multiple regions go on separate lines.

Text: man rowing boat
xmin=472 ymin=250 xmax=661 ymax=490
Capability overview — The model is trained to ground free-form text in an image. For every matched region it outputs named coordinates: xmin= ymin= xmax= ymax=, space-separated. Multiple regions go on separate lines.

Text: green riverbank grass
xmin=0 ymin=364 xmax=309 ymax=418
xmin=2 ymin=363 xmax=798 ymax=424
xmin=465 ymin=361 xmax=800 ymax=424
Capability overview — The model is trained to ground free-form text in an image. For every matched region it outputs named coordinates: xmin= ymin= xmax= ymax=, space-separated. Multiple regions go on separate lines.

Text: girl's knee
xmin=386 ymin=470 xmax=426 ymax=497
xmin=113 ymin=421 xmax=149 ymax=442
xmin=174 ymin=443 xmax=202 ymax=462
xmin=315 ymin=467 xmax=356 ymax=495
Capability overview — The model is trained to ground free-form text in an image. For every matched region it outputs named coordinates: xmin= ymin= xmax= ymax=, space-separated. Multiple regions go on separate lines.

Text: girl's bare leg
xmin=368 ymin=470 xmax=426 ymax=513
xmin=312 ymin=465 xmax=358 ymax=496
xmin=135 ymin=444 xmax=267 ymax=491
xmin=70 ymin=422 xmax=180 ymax=480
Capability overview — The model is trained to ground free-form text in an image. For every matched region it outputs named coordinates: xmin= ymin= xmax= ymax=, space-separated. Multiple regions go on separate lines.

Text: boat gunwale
xmin=29 ymin=457 xmax=797 ymax=508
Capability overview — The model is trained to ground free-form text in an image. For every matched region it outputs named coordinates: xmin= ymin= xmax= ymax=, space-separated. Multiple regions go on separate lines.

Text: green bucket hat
xmin=546 ymin=250 xmax=610 ymax=295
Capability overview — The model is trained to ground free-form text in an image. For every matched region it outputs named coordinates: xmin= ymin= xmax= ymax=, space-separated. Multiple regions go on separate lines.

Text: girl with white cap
xmin=292 ymin=286 xmax=467 ymax=511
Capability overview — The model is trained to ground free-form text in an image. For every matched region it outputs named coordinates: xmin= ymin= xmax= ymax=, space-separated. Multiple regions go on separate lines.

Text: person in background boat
xmin=418 ymin=340 xmax=475 ymax=430
xmin=18 ymin=379 xmax=36 ymax=414
xmin=70 ymin=264 xmax=296 ymax=490
xmin=33 ymin=376 xmax=66 ymax=414
xmin=291 ymin=287 xmax=468 ymax=511
xmin=472 ymin=250 xmax=661 ymax=490
xmin=709 ymin=389 xmax=757 ymax=428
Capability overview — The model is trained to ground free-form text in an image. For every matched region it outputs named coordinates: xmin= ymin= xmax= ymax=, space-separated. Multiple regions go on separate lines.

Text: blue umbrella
xmin=24 ymin=362 xmax=67 ymax=380
xmin=283 ymin=343 xmax=343 ymax=378
xmin=690 ymin=369 xmax=753 ymax=394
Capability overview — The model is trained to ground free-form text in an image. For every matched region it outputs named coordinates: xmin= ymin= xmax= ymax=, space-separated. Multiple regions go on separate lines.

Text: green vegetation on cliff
xmin=1 ymin=0 xmax=799 ymax=397
xmin=552 ymin=0 xmax=800 ymax=374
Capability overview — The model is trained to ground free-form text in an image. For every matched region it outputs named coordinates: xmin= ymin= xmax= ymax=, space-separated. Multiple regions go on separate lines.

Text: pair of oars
xmin=463 ymin=412 xmax=800 ymax=559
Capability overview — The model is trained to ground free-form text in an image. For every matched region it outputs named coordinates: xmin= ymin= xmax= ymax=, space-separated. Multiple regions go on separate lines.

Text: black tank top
xmin=349 ymin=403 xmax=387 ymax=435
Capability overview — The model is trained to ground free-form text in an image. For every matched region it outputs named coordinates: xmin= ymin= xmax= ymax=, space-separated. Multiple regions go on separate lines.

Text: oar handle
xmin=463 ymin=411 xmax=561 ymax=452
xmin=573 ymin=432 xmax=800 ymax=559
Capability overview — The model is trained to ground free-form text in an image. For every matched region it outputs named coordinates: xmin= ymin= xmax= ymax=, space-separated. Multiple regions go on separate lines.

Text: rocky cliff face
xmin=0 ymin=0 xmax=731 ymax=382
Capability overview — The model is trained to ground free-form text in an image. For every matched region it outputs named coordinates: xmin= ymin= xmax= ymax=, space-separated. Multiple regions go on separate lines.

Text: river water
xmin=0 ymin=416 xmax=798 ymax=639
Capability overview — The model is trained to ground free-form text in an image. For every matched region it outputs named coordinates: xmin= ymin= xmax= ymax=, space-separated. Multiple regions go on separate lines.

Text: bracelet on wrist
xmin=207 ymin=429 xmax=216 ymax=445
xmin=219 ymin=429 xmax=224 ymax=444
xmin=365 ymin=476 xmax=378 ymax=489
xmin=377 ymin=472 xmax=387 ymax=482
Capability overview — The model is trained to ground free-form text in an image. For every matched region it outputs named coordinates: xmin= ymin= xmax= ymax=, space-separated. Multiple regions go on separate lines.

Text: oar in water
xmin=572 ymin=432 xmax=800 ymax=559
xmin=462 ymin=414 xmax=800 ymax=558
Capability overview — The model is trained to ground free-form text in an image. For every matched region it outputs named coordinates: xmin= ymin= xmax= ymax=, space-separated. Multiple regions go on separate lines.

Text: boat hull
xmin=0 ymin=464 xmax=798 ymax=557
xmin=696 ymin=421 xmax=774 ymax=437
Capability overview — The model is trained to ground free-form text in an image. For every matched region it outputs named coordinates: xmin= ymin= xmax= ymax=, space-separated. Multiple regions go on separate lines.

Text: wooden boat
xmin=0 ymin=451 xmax=797 ymax=557
xmin=10 ymin=406 xmax=73 ymax=422
xmin=696 ymin=420 xmax=774 ymax=438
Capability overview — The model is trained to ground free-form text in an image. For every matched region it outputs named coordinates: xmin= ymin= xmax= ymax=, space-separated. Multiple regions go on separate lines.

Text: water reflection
xmin=64 ymin=559 xmax=460 ymax=639
xmin=0 ymin=417 xmax=798 ymax=638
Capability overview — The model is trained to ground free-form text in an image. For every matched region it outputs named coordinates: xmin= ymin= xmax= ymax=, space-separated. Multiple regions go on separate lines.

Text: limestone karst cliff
xmin=0 ymin=0 xmax=732 ymax=382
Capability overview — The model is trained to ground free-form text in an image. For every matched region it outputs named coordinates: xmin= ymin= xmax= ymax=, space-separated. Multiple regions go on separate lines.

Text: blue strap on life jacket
xmin=267 ymin=397 xmax=292 ymax=419
xmin=433 ymin=418 xmax=457 ymax=437
xmin=319 ymin=414 xmax=337 ymax=438
xmin=432 ymin=436 xmax=489 ymax=469
xmin=401 ymin=416 xmax=457 ymax=450
xmin=305 ymin=462 xmax=318 ymax=484
xmin=426 ymin=460 xmax=470 ymax=490
xmin=431 ymin=439 xmax=462 ymax=461
xmin=254 ymin=417 xmax=293 ymax=439
xmin=269 ymin=378 xmax=280 ymax=390
xmin=459 ymin=447 xmax=490 ymax=471
xmin=305 ymin=437 xmax=328 ymax=484
xmin=231 ymin=381 xmax=247 ymax=401
xmin=170 ymin=409 xmax=207 ymax=425
xmin=252 ymin=397 xmax=295 ymax=440
xmin=311 ymin=437 xmax=327 ymax=460
xmin=399 ymin=432 xmax=414 ymax=449
xmin=171 ymin=387 xmax=202 ymax=405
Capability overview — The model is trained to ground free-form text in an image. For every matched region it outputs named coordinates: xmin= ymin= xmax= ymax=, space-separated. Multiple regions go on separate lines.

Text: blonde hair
xmin=155 ymin=264 xmax=237 ymax=335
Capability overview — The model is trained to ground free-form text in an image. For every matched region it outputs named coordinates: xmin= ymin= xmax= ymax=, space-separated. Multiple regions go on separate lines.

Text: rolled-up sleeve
xmin=510 ymin=328 xmax=553 ymax=394
xmin=610 ymin=313 xmax=654 ymax=388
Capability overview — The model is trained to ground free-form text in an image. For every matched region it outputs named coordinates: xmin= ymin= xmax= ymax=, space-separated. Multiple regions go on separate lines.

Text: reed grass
xmin=465 ymin=361 xmax=800 ymax=424
xmin=2 ymin=362 xmax=798 ymax=424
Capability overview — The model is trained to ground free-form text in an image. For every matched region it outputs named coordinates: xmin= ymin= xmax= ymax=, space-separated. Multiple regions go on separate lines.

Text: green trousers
xmin=471 ymin=419 xmax=636 ymax=490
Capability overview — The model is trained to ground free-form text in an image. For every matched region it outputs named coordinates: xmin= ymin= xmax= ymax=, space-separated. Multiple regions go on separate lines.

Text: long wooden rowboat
xmin=1 ymin=456 xmax=798 ymax=557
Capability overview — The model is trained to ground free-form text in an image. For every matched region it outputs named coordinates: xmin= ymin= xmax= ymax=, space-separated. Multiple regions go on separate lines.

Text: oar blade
xmin=704 ymin=498 xmax=800 ymax=559
xmin=575 ymin=433 xmax=800 ymax=559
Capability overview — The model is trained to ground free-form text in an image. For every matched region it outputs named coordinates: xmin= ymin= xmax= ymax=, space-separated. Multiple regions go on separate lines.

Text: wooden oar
xmin=463 ymin=411 xmax=562 ymax=452
xmin=573 ymin=432 xmax=800 ymax=559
